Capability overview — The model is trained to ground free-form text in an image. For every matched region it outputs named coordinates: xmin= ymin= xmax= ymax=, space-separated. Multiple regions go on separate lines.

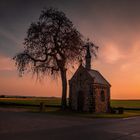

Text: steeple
xmin=85 ymin=45 xmax=91 ymax=69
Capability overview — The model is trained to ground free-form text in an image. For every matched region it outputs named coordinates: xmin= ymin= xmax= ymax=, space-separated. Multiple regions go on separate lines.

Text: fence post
xmin=40 ymin=102 xmax=45 ymax=112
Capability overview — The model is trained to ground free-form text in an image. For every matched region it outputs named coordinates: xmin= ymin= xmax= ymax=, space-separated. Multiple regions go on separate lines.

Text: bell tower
xmin=85 ymin=44 xmax=91 ymax=69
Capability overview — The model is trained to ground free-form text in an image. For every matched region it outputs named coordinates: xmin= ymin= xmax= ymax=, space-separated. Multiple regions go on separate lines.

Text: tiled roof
xmin=88 ymin=69 xmax=111 ymax=86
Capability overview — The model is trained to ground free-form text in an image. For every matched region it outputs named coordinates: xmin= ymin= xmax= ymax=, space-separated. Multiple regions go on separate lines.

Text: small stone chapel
xmin=69 ymin=44 xmax=111 ymax=113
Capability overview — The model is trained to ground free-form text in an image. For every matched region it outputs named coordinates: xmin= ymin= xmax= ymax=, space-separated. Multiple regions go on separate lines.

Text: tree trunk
xmin=60 ymin=68 xmax=67 ymax=109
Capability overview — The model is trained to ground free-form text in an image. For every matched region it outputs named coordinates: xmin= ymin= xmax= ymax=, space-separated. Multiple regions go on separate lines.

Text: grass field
xmin=0 ymin=97 xmax=61 ymax=106
xmin=111 ymin=100 xmax=140 ymax=108
xmin=0 ymin=97 xmax=140 ymax=108
xmin=0 ymin=97 xmax=140 ymax=118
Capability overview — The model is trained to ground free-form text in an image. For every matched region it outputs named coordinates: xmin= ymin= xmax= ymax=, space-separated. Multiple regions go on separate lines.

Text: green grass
xmin=0 ymin=97 xmax=140 ymax=118
xmin=0 ymin=97 xmax=61 ymax=106
xmin=111 ymin=100 xmax=140 ymax=108
xmin=79 ymin=111 xmax=140 ymax=118
xmin=0 ymin=98 xmax=140 ymax=108
xmin=38 ymin=108 xmax=140 ymax=118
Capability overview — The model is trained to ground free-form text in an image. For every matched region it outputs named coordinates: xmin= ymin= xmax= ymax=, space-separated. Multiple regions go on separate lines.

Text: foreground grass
xmin=0 ymin=97 xmax=140 ymax=118
xmin=0 ymin=97 xmax=140 ymax=108
xmin=1 ymin=105 xmax=139 ymax=118
xmin=41 ymin=108 xmax=140 ymax=118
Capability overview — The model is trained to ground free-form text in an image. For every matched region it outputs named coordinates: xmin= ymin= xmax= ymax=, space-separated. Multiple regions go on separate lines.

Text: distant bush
xmin=109 ymin=107 xmax=124 ymax=114
xmin=0 ymin=95 xmax=5 ymax=98
xmin=118 ymin=107 xmax=124 ymax=114
xmin=110 ymin=107 xmax=117 ymax=114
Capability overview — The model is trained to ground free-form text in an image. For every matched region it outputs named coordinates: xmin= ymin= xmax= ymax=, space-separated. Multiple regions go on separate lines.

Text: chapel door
xmin=77 ymin=91 xmax=84 ymax=111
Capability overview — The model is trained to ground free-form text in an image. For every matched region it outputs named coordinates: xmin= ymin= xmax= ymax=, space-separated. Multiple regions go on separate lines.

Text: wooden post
xmin=40 ymin=102 xmax=45 ymax=112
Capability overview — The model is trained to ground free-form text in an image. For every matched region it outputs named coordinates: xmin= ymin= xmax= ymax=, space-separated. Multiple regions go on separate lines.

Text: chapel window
xmin=101 ymin=90 xmax=105 ymax=102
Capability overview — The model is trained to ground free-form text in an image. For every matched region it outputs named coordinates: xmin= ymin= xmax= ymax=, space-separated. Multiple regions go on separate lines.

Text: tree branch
xmin=24 ymin=52 xmax=48 ymax=63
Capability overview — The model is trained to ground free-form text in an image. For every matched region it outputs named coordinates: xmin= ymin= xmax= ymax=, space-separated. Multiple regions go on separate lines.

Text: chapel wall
xmin=94 ymin=85 xmax=110 ymax=113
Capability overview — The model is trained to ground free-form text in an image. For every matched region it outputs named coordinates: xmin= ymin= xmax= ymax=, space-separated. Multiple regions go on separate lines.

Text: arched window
xmin=101 ymin=90 xmax=105 ymax=102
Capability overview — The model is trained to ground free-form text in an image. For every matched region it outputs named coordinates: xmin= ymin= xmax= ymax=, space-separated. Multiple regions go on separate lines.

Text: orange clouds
xmin=92 ymin=38 xmax=140 ymax=99
xmin=0 ymin=55 xmax=15 ymax=71
xmin=1 ymin=45 xmax=140 ymax=99
xmin=100 ymin=43 xmax=125 ymax=64
xmin=0 ymin=55 xmax=61 ymax=97
xmin=0 ymin=70 xmax=61 ymax=97
xmin=1 ymin=37 xmax=140 ymax=99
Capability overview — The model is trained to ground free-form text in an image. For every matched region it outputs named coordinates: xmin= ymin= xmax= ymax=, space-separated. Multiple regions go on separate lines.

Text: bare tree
xmin=13 ymin=8 xmax=97 ymax=109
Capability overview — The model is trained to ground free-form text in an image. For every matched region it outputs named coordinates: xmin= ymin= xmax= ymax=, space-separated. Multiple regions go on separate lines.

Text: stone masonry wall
xmin=69 ymin=66 xmax=110 ymax=113
xmin=69 ymin=67 xmax=93 ymax=112
xmin=94 ymin=85 xmax=109 ymax=113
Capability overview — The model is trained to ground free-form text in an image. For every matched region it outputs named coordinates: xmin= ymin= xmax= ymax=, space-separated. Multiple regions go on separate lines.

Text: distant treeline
xmin=0 ymin=95 xmax=60 ymax=99
xmin=0 ymin=102 xmax=61 ymax=108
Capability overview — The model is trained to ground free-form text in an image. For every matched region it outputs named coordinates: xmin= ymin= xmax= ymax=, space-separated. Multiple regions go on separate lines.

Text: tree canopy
xmin=13 ymin=8 xmax=98 ymax=108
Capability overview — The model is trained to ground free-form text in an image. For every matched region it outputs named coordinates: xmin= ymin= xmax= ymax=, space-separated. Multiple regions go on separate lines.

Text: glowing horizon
xmin=0 ymin=54 xmax=140 ymax=99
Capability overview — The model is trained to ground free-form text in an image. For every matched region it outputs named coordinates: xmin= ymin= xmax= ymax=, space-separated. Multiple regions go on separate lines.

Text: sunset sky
xmin=0 ymin=0 xmax=140 ymax=99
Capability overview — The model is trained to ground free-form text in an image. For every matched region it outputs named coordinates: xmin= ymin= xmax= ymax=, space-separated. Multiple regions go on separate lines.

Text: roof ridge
xmin=88 ymin=69 xmax=98 ymax=72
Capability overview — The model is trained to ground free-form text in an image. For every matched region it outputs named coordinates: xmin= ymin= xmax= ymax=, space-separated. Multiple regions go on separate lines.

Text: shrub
xmin=118 ymin=107 xmax=124 ymax=114
xmin=110 ymin=107 xmax=117 ymax=114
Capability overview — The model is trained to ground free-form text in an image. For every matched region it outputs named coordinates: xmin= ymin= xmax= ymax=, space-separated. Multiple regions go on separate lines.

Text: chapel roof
xmin=87 ymin=69 xmax=111 ymax=86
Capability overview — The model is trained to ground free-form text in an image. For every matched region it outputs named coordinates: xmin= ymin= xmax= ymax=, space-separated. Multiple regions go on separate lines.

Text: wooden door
xmin=77 ymin=90 xmax=84 ymax=111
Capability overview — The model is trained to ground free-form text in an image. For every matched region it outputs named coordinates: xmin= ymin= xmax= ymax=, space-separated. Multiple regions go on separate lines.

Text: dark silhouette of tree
xmin=13 ymin=8 xmax=98 ymax=109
